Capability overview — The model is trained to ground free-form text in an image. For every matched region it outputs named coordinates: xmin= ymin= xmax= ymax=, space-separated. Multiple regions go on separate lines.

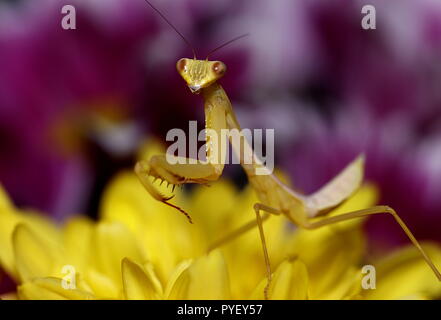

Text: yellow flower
xmin=0 ymin=143 xmax=440 ymax=300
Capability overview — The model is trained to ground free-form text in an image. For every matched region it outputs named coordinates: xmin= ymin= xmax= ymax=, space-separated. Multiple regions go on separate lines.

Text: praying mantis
xmin=135 ymin=0 xmax=441 ymax=299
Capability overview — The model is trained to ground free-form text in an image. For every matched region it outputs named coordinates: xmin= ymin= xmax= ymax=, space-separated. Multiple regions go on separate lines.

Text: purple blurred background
xmin=0 ymin=0 xmax=440 ymax=265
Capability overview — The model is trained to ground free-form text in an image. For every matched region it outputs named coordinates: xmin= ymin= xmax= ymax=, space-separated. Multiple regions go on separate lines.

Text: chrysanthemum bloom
xmin=0 ymin=143 xmax=440 ymax=300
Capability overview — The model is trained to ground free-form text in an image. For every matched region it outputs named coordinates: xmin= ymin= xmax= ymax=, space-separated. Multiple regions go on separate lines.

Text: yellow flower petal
xmin=324 ymin=183 xmax=379 ymax=230
xmin=167 ymin=250 xmax=231 ymax=300
xmin=331 ymin=183 xmax=379 ymax=215
xmin=21 ymin=210 xmax=62 ymax=246
xmin=0 ymin=211 xmax=21 ymax=278
xmin=18 ymin=277 xmax=94 ymax=300
xmin=271 ymin=259 xmax=309 ymax=299
xmin=90 ymin=221 xmax=145 ymax=287
xmin=325 ymin=267 xmax=361 ymax=300
xmin=0 ymin=184 xmax=13 ymax=211
xmin=190 ymin=180 xmax=239 ymax=241
xmin=0 ymin=191 xmax=61 ymax=281
xmin=164 ymin=259 xmax=192 ymax=298
xmin=13 ymin=224 xmax=63 ymax=282
xmin=85 ymin=269 xmax=120 ymax=299
xmin=122 ymin=258 xmax=163 ymax=300
xmin=250 ymin=259 xmax=309 ymax=300
xmin=62 ymin=216 xmax=94 ymax=271
xmin=362 ymin=243 xmax=441 ymax=300
xmin=285 ymin=221 xmax=366 ymax=299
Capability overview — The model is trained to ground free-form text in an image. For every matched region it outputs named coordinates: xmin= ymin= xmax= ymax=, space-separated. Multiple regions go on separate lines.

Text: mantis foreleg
xmin=135 ymin=85 xmax=228 ymax=222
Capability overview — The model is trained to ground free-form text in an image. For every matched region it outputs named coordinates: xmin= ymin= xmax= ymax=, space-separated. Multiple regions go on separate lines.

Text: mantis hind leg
xmin=208 ymin=203 xmax=441 ymax=299
xmin=253 ymin=203 xmax=283 ymax=300
xmin=207 ymin=213 xmax=271 ymax=252
xmin=298 ymin=205 xmax=441 ymax=281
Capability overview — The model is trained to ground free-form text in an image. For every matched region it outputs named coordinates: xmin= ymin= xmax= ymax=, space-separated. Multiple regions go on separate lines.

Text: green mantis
xmin=136 ymin=0 xmax=441 ymax=299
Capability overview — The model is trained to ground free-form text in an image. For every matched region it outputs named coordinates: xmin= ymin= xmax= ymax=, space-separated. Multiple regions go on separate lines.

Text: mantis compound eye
xmin=176 ymin=58 xmax=187 ymax=72
xmin=212 ymin=61 xmax=226 ymax=76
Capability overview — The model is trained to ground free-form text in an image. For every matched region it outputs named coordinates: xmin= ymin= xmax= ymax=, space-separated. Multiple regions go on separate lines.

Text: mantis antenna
xmin=143 ymin=0 xmax=197 ymax=59
xmin=206 ymin=33 xmax=250 ymax=59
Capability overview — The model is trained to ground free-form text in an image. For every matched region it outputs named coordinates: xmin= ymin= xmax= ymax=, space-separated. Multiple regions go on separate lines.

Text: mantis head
xmin=176 ymin=58 xmax=227 ymax=94
xmin=142 ymin=0 xmax=244 ymax=94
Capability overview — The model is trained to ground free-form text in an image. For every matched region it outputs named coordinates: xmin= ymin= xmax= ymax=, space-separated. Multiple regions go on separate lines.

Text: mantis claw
xmin=161 ymin=199 xmax=193 ymax=224
xmin=135 ymin=160 xmax=193 ymax=223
